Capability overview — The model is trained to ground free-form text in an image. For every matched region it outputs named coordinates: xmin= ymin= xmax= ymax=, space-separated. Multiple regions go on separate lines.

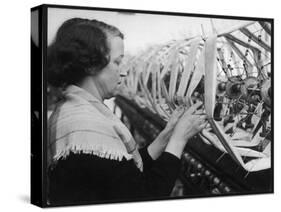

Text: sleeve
xmin=138 ymin=145 xmax=154 ymax=170
xmin=48 ymin=151 xmax=181 ymax=204
xmin=107 ymin=151 xmax=181 ymax=200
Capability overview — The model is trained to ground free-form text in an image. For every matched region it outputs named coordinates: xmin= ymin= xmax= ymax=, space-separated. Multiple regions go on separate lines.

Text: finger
xmin=175 ymin=105 xmax=185 ymax=115
xmin=171 ymin=105 xmax=183 ymax=115
xmin=199 ymin=114 xmax=208 ymax=120
xmin=193 ymin=109 xmax=205 ymax=115
xmin=191 ymin=114 xmax=207 ymax=121
xmin=186 ymin=101 xmax=203 ymax=115
xmin=169 ymin=107 xmax=185 ymax=122
xmin=203 ymin=122 xmax=211 ymax=128
xmin=176 ymin=106 xmax=187 ymax=116
xmin=196 ymin=117 xmax=208 ymax=126
xmin=176 ymin=105 xmax=184 ymax=111
xmin=198 ymin=122 xmax=208 ymax=130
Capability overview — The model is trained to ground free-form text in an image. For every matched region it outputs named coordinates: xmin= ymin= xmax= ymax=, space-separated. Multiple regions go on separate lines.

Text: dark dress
xmin=48 ymin=146 xmax=181 ymax=205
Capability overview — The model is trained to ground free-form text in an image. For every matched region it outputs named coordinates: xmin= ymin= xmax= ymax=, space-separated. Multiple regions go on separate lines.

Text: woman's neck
xmin=77 ymin=77 xmax=104 ymax=102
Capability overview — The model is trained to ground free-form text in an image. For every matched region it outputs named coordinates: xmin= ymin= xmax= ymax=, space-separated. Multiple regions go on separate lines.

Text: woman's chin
xmin=106 ymin=89 xmax=119 ymax=99
xmin=105 ymin=83 xmax=125 ymax=99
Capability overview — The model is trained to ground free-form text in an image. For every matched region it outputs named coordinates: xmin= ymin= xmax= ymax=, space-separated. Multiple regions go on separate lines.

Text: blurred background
xmin=47 ymin=8 xmax=250 ymax=55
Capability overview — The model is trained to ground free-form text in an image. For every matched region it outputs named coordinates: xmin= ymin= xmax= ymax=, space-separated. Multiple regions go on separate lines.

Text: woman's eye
xmin=114 ymin=61 xmax=121 ymax=66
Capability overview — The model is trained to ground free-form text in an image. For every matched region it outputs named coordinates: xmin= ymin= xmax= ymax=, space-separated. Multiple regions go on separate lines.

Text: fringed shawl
xmin=47 ymin=85 xmax=143 ymax=171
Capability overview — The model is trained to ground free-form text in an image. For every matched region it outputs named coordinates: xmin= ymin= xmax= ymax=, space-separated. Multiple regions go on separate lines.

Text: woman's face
xmin=94 ymin=36 xmax=125 ymax=99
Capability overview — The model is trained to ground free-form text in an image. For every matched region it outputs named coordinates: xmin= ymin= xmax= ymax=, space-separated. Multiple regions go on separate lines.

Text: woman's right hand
xmin=171 ymin=101 xmax=207 ymax=142
xmin=165 ymin=101 xmax=208 ymax=158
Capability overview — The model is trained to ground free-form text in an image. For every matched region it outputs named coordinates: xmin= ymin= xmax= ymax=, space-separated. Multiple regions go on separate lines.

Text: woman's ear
xmin=85 ymin=67 xmax=100 ymax=76
xmin=85 ymin=54 xmax=110 ymax=76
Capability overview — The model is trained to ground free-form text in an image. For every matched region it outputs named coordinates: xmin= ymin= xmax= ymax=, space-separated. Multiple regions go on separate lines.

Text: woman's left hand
xmin=164 ymin=106 xmax=185 ymax=135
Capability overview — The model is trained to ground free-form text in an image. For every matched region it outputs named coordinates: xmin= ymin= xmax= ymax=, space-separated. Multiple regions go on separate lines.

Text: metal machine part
xmin=241 ymin=77 xmax=260 ymax=104
xmin=261 ymin=79 xmax=271 ymax=108
xmin=226 ymin=77 xmax=243 ymax=99
xmin=115 ymin=96 xmax=273 ymax=196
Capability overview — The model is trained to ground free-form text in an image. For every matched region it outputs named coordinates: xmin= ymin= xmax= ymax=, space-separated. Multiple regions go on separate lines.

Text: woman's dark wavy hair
xmin=47 ymin=18 xmax=124 ymax=87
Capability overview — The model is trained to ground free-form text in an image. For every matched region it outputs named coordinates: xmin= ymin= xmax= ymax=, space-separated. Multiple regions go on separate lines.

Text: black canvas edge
xmin=30 ymin=5 xmax=49 ymax=208
xmin=270 ymin=19 xmax=274 ymax=194
xmin=30 ymin=6 xmax=43 ymax=207
xmin=42 ymin=5 xmax=49 ymax=207
xmin=30 ymin=3 xmax=274 ymax=208
xmin=31 ymin=3 xmax=273 ymax=21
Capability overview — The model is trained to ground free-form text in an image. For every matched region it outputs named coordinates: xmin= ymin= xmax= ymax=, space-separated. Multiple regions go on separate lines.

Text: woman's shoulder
xmin=49 ymin=95 xmax=104 ymax=125
xmin=48 ymin=95 xmax=122 ymax=141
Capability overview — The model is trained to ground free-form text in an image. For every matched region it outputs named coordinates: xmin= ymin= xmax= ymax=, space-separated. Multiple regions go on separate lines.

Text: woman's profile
xmin=47 ymin=18 xmax=207 ymax=205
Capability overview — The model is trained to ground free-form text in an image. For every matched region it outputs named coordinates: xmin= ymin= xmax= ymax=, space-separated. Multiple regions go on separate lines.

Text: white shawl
xmin=47 ymin=85 xmax=143 ymax=171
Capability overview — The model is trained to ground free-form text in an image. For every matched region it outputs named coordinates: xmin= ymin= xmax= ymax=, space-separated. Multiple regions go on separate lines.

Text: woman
xmin=47 ymin=18 xmax=207 ymax=205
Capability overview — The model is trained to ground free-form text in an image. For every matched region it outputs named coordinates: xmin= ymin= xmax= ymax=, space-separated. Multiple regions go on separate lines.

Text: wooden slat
xmin=204 ymin=36 xmax=218 ymax=117
xmin=186 ymin=47 xmax=205 ymax=98
xmin=225 ymin=38 xmax=253 ymax=76
xmin=240 ymin=27 xmax=271 ymax=52
xmin=151 ymin=62 xmax=158 ymax=104
xmin=168 ymin=53 xmax=180 ymax=102
xmin=224 ymin=34 xmax=261 ymax=53
xmin=259 ymin=21 xmax=271 ymax=35
xmin=160 ymin=46 xmax=178 ymax=79
xmin=160 ymin=80 xmax=176 ymax=110
xmin=177 ymin=38 xmax=201 ymax=97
